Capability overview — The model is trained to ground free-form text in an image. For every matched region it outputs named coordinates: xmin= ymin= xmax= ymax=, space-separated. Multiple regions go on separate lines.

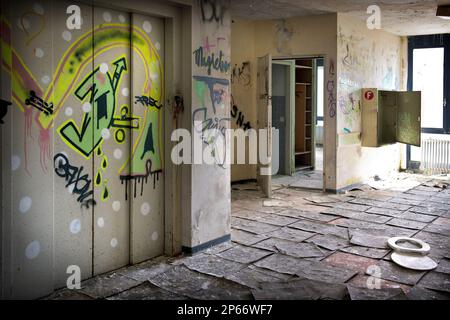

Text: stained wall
xmin=336 ymin=13 xmax=407 ymax=189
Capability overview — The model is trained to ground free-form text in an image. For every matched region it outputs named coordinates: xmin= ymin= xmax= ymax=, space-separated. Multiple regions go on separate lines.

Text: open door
xmin=397 ymin=92 xmax=422 ymax=147
xmin=257 ymin=55 xmax=273 ymax=197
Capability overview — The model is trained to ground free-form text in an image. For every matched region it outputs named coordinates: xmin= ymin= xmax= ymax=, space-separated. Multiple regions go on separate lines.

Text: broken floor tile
xmin=251 ymin=279 xmax=348 ymax=300
xmin=254 ymin=253 xmax=304 ymax=275
xmin=295 ymin=261 xmax=357 ymax=284
xmin=149 ymin=265 xmax=220 ymax=296
xmin=263 ymin=199 xmax=293 ymax=207
xmin=254 ymin=238 xmax=327 ymax=258
xmin=287 ymin=210 xmax=337 ymax=223
xmin=347 ymin=286 xmax=407 ymax=300
xmin=366 ymin=207 xmax=403 ymax=217
xmin=395 ymin=193 xmax=430 ymax=202
xmin=290 ymin=219 xmax=349 ymax=239
xmin=436 ymin=259 xmax=450 ymax=274
xmin=231 ymin=229 xmax=269 ymax=246
xmin=406 ymin=286 xmax=450 ymax=300
xmin=322 ymin=207 xmax=391 ymax=224
xmin=335 ymin=202 xmax=371 ymax=212
xmin=330 ymin=218 xmax=415 ymax=238
xmin=231 ymin=217 xmax=280 ymax=234
xmin=118 ymin=260 xmax=173 ymax=282
xmin=79 ymin=272 xmax=141 ymax=299
xmin=349 ymin=230 xmax=389 ymax=249
xmin=225 ymin=266 xmax=290 ymax=289
xmin=347 ymin=274 xmax=411 ymax=293
xmin=107 ymin=282 xmax=188 ymax=300
xmin=306 ymin=234 xmax=350 ymax=251
xmin=190 ymin=278 xmax=253 ymax=300
xmin=217 ymin=245 xmax=272 ymax=264
xmin=423 ymin=223 xmax=450 ymax=237
xmin=150 ymin=265 xmax=252 ymax=300
xmin=418 ymin=271 xmax=450 ymax=293
xmin=264 ymin=227 xmax=315 ymax=242
xmin=389 ymin=197 xmax=423 ymax=206
xmin=433 ymin=217 xmax=450 ymax=227
xmin=370 ymin=260 xmax=425 ymax=286
xmin=387 ymin=218 xmax=428 ymax=230
xmin=254 ymin=213 xmax=299 ymax=227
xmin=324 ymin=252 xmax=379 ymax=273
xmin=409 ymin=206 xmax=446 ymax=216
xmin=340 ymin=246 xmax=390 ymax=259
xmin=42 ymin=289 xmax=94 ymax=300
xmin=414 ymin=231 xmax=450 ymax=251
xmin=396 ymin=211 xmax=437 ymax=223
xmin=182 ymin=253 xmax=246 ymax=278
xmin=350 ymin=198 xmax=411 ymax=211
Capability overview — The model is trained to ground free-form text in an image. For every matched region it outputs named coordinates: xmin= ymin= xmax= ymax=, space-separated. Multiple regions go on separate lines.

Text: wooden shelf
xmin=295 ymin=58 xmax=314 ymax=170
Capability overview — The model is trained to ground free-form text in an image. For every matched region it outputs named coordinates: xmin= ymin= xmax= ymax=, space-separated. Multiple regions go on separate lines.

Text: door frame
xmin=272 ymin=55 xmax=326 ymax=190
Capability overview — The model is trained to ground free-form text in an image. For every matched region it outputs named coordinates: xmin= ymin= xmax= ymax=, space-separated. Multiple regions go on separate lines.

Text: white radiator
xmin=421 ymin=138 xmax=450 ymax=174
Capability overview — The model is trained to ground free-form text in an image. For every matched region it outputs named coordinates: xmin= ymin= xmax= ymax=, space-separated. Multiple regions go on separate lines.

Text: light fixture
xmin=436 ymin=5 xmax=450 ymax=20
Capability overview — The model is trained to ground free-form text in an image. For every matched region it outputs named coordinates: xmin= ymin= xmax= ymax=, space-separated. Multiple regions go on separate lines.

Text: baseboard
xmin=182 ymin=234 xmax=231 ymax=255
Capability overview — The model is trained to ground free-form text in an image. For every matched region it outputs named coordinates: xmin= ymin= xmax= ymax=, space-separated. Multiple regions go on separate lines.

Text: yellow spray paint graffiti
xmin=0 ymin=19 xmax=164 ymax=178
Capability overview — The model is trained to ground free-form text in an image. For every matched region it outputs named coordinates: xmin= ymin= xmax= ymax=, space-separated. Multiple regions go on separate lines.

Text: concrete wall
xmin=188 ymin=0 xmax=232 ymax=250
xmin=336 ymin=13 xmax=407 ymax=189
xmin=231 ymin=15 xmax=338 ymax=190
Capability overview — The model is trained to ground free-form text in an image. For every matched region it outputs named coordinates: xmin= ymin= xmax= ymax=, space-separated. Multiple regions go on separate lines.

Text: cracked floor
xmin=45 ymin=173 xmax=450 ymax=300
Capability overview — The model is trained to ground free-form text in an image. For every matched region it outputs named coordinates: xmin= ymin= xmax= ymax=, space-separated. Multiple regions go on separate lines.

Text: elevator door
xmin=5 ymin=0 xmax=165 ymax=297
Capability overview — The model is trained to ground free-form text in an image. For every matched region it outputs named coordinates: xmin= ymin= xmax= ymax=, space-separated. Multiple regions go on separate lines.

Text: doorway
xmin=271 ymin=57 xmax=325 ymax=190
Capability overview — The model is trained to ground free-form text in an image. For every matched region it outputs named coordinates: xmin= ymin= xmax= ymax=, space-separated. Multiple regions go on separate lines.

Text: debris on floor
xmin=47 ymin=173 xmax=450 ymax=300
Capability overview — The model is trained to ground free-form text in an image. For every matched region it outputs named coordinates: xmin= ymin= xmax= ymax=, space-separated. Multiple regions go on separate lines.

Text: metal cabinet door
xmin=397 ymin=91 xmax=422 ymax=147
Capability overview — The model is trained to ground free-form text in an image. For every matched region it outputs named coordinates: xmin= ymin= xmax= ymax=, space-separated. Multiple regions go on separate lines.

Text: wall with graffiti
xmin=1 ymin=0 xmax=165 ymax=298
xmin=190 ymin=0 xmax=232 ymax=248
xmin=335 ymin=13 xmax=405 ymax=189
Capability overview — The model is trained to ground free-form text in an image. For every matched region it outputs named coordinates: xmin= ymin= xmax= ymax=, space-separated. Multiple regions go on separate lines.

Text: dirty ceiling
xmin=230 ymin=0 xmax=450 ymax=36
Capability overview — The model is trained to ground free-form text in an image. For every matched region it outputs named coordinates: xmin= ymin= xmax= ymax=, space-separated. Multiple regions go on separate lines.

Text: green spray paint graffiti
xmin=58 ymin=57 xmax=127 ymax=158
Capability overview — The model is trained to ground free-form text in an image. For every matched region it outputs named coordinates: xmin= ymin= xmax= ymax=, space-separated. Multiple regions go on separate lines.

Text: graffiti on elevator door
xmin=58 ymin=57 xmax=128 ymax=158
xmin=1 ymin=19 xmax=164 ymax=185
xmin=54 ymin=153 xmax=96 ymax=209
xmin=0 ymin=17 xmax=164 ymax=207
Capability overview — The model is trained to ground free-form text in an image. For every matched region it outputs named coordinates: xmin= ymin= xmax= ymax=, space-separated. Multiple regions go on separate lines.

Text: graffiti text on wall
xmin=231 ymin=96 xmax=251 ymax=131
xmin=135 ymin=96 xmax=163 ymax=110
xmin=25 ymin=90 xmax=54 ymax=116
xmin=327 ymin=60 xmax=336 ymax=118
xmin=193 ymin=46 xmax=230 ymax=76
xmin=199 ymin=0 xmax=227 ymax=25
xmin=231 ymin=62 xmax=251 ymax=87
xmin=54 ymin=153 xmax=96 ymax=209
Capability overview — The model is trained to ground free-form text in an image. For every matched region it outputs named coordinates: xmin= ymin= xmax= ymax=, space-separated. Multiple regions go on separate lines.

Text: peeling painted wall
xmin=336 ymin=13 xmax=407 ymax=190
xmin=231 ymin=14 xmax=338 ymax=190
